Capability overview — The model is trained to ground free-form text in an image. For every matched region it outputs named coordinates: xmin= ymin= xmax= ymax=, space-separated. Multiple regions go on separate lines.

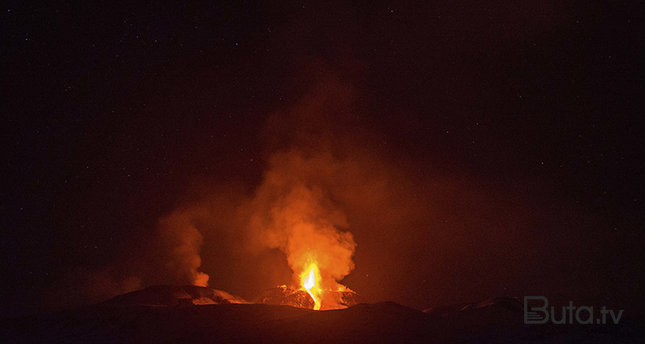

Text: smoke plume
xmin=246 ymin=150 xmax=357 ymax=290
xmin=158 ymin=208 xmax=210 ymax=287
xmin=64 ymin=73 xmax=590 ymax=312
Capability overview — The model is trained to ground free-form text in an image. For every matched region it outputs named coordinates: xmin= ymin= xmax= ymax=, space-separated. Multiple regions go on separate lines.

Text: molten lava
xmin=300 ymin=263 xmax=322 ymax=310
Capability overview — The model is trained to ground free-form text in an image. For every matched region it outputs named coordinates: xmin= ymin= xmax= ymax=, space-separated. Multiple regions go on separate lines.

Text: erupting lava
xmin=256 ymin=254 xmax=361 ymax=310
xmin=301 ymin=263 xmax=322 ymax=310
xmin=246 ymin=150 xmax=361 ymax=310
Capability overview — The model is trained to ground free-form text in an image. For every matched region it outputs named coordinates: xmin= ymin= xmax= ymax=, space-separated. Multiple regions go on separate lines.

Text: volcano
xmin=1 ymin=285 xmax=640 ymax=343
xmin=255 ymin=285 xmax=362 ymax=310
xmin=102 ymin=285 xmax=248 ymax=307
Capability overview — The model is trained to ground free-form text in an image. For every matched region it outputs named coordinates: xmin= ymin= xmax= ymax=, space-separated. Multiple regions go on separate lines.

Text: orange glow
xmin=300 ymin=262 xmax=322 ymax=310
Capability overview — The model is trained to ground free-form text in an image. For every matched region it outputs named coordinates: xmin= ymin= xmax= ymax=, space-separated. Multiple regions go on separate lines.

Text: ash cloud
xmin=64 ymin=74 xmax=592 ymax=310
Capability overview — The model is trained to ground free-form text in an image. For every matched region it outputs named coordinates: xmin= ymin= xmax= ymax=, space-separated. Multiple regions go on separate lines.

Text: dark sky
xmin=2 ymin=1 xmax=643 ymax=318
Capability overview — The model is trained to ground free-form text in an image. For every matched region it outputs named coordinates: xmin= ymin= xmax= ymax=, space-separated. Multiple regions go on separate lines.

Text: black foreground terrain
xmin=1 ymin=286 xmax=641 ymax=343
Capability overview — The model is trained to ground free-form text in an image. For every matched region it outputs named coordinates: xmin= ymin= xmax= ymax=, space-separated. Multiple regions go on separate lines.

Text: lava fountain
xmin=300 ymin=262 xmax=322 ymax=310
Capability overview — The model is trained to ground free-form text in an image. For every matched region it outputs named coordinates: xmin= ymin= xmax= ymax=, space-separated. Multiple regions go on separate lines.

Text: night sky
xmin=2 ymin=1 xmax=643 ymax=318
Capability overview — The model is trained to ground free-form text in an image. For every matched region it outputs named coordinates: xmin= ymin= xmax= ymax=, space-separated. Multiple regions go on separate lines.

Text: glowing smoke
xmin=246 ymin=150 xmax=357 ymax=291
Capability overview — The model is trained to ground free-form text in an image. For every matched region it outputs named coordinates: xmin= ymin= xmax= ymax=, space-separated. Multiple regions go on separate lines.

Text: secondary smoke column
xmin=158 ymin=208 xmax=210 ymax=287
